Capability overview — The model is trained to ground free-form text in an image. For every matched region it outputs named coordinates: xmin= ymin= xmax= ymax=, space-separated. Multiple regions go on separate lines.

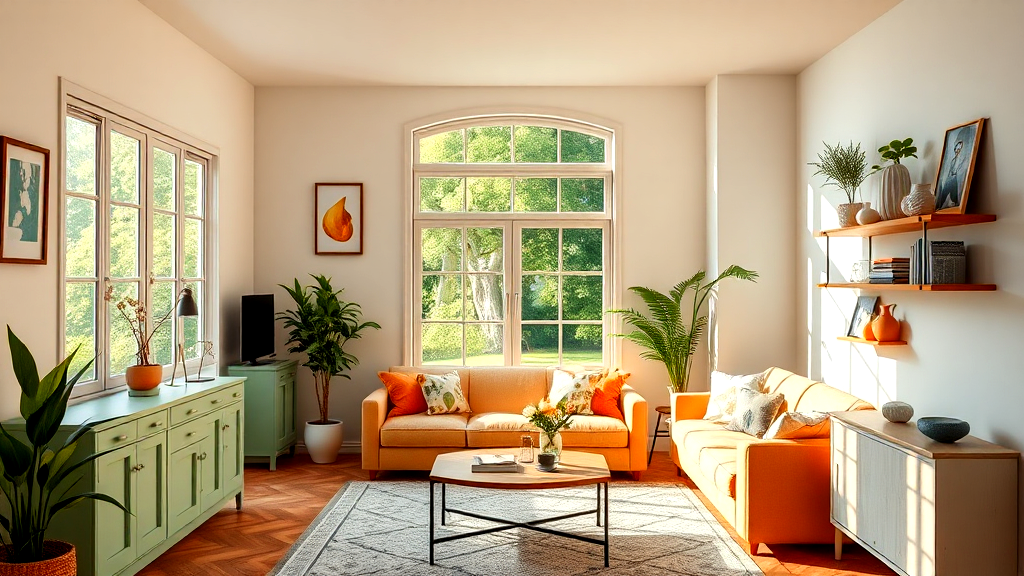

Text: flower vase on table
xmin=523 ymin=396 xmax=575 ymax=466
xmin=539 ymin=431 xmax=563 ymax=457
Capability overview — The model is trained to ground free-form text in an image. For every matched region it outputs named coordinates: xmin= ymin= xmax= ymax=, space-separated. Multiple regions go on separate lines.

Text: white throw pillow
xmin=763 ymin=411 xmax=831 ymax=440
xmin=549 ymin=369 xmax=605 ymax=414
xmin=702 ymin=370 xmax=766 ymax=423
xmin=417 ymin=371 xmax=471 ymax=415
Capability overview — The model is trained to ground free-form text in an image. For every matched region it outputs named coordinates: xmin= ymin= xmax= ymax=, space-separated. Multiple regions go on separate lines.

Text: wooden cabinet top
xmin=832 ymin=410 xmax=1018 ymax=460
xmin=227 ymin=359 xmax=298 ymax=372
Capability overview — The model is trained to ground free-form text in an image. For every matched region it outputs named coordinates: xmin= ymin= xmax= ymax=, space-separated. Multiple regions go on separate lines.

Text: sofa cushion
xmin=390 ymin=366 xmax=472 ymax=405
xmin=764 ymin=411 xmax=831 ymax=440
xmin=418 ymin=371 xmax=471 ymax=415
xmin=725 ymin=388 xmax=785 ymax=438
xmin=762 ymin=367 xmax=874 ymax=413
xmin=378 ymin=371 xmax=428 ymax=417
xmin=591 ymin=370 xmax=630 ymax=420
xmin=560 ymin=415 xmax=629 ymax=448
xmin=671 ymin=419 xmax=750 ymax=498
xmin=466 ymin=413 xmax=533 ymax=448
xmin=467 ymin=367 xmax=548 ymax=414
xmin=380 ymin=413 xmax=468 ymax=447
xmin=704 ymin=370 xmax=766 ymax=423
xmin=550 ymin=369 xmax=605 ymax=414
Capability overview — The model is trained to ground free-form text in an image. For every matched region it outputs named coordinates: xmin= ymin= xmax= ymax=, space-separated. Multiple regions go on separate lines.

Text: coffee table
xmin=428 ymin=449 xmax=611 ymax=567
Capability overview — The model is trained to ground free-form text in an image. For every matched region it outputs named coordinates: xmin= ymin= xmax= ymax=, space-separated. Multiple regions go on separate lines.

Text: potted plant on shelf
xmin=872 ymin=137 xmax=918 ymax=220
xmin=104 ymin=286 xmax=177 ymax=396
xmin=0 ymin=327 xmax=128 ymax=575
xmin=278 ymin=274 xmax=380 ymax=464
xmin=608 ymin=265 xmax=758 ymax=394
xmin=809 ymin=141 xmax=872 ymax=227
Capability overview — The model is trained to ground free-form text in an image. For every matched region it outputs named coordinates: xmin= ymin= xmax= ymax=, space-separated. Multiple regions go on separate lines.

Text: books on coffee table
xmin=471 ymin=454 xmax=519 ymax=473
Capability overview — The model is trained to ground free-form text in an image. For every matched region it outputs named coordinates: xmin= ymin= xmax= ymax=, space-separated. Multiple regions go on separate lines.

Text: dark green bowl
xmin=917 ymin=417 xmax=970 ymax=443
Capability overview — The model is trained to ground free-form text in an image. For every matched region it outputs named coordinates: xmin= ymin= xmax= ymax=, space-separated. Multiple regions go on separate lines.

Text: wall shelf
xmin=837 ymin=336 xmax=907 ymax=346
xmin=818 ymin=283 xmax=997 ymax=291
xmin=815 ymin=213 xmax=996 ymax=238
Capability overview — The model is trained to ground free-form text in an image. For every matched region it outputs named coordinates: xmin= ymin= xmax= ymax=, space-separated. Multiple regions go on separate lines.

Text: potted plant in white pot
xmin=278 ymin=274 xmax=379 ymax=464
xmin=809 ymin=141 xmax=872 ymax=227
xmin=0 ymin=327 xmax=128 ymax=576
xmin=608 ymin=265 xmax=758 ymax=395
xmin=872 ymin=137 xmax=918 ymax=220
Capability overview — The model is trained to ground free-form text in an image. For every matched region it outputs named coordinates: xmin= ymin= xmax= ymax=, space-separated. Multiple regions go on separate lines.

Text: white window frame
xmin=59 ymin=79 xmax=219 ymax=398
xmin=405 ymin=112 xmax=621 ymax=367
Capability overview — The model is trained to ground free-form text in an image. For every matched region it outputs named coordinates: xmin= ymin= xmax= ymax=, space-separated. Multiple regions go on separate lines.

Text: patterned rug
xmin=270 ymin=481 xmax=763 ymax=576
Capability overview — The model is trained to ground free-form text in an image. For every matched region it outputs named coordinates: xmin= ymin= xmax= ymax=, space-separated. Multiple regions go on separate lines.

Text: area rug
xmin=270 ymin=481 xmax=763 ymax=576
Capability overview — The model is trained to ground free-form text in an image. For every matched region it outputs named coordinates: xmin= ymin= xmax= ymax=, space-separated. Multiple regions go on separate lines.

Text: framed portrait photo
xmin=1 ymin=137 xmax=50 ymax=264
xmin=315 ymin=182 xmax=363 ymax=255
xmin=847 ymin=295 xmax=879 ymax=338
xmin=934 ymin=118 xmax=985 ymax=214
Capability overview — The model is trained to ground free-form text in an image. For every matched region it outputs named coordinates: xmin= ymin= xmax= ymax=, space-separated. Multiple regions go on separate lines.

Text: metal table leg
xmin=441 ymin=482 xmax=446 ymax=526
xmin=648 ymin=411 xmax=665 ymax=465
xmin=604 ymin=482 xmax=609 ymax=567
xmin=596 ymin=484 xmax=601 ymax=526
xmin=429 ymin=481 xmax=435 ymax=565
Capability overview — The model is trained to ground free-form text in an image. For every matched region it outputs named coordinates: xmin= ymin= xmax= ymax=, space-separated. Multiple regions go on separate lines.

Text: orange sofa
xmin=670 ymin=367 xmax=873 ymax=554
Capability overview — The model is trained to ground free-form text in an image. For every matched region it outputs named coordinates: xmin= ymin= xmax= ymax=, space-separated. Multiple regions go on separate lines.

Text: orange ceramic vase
xmin=862 ymin=320 xmax=877 ymax=341
xmin=871 ymin=304 xmax=901 ymax=342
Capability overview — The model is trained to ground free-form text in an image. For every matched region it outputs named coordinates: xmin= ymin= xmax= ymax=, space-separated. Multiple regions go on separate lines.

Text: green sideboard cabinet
xmin=228 ymin=360 xmax=298 ymax=470
xmin=3 ymin=377 xmax=245 ymax=576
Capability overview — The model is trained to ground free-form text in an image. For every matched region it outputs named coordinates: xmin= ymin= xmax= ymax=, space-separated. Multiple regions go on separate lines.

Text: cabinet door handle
xmin=187 ymin=432 xmax=195 ymax=437
xmin=198 ymin=452 xmax=208 ymax=461
xmin=233 ymin=392 xmax=242 ymax=398
xmin=222 ymin=424 xmax=230 ymax=431
xmin=187 ymin=409 xmax=198 ymax=415
xmin=137 ymin=463 xmax=145 ymax=471
xmin=151 ymin=421 xmax=164 ymax=428
xmin=115 ymin=435 xmax=128 ymax=441
xmin=211 ymin=399 xmax=222 ymax=404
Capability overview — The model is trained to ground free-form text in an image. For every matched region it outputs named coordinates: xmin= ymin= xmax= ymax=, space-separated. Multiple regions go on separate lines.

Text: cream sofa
xmin=670 ymin=367 xmax=874 ymax=554
xmin=362 ymin=366 xmax=649 ymax=479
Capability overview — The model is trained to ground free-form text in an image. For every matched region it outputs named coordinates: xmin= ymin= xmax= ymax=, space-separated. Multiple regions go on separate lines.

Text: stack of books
xmin=912 ymin=240 xmax=966 ymax=284
xmin=869 ymin=258 xmax=910 ymax=284
xmin=471 ymin=454 xmax=519 ymax=473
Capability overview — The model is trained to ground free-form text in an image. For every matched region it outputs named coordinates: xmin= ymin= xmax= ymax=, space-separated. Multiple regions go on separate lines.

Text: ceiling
xmin=139 ymin=0 xmax=901 ymax=87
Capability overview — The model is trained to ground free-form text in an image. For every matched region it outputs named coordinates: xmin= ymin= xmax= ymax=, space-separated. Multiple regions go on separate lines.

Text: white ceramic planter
xmin=878 ymin=164 xmax=911 ymax=220
xmin=305 ymin=420 xmax=343 ymax=464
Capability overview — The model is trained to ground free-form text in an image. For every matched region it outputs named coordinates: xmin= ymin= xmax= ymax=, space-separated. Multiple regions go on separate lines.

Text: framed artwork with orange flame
xmin=315 ymin=182 xmax=363 ymax=255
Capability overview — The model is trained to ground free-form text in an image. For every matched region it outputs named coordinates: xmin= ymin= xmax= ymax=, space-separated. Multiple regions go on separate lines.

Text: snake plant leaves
xmin=0 ymin=423 xmax=32 ymax=479
xmin=8 ymin=328 xmax=40 ymax=419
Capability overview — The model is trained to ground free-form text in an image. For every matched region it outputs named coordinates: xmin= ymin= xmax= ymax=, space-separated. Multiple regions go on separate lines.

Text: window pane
xmin=109 ymin=206 xmax=139 ymax=278
xmin=65 ymin=197 xmax=96 ymax=277
xmin=561 ymin=130 xmax=605 ymax=163
xmin=422 ymin=274 xmax=462 ymax=320
xmin=467 ymin=126 xmax=511 ymax=163
xmin=184 ymin=159 xmax=204 ymax=216
xmin=466 ymin=274 xmax=503 ymax=321
xmin=422 ymin=323 xmax=462 ymax=365
xmin=64 ymin=282 xmax=96 ymax=382
xmin=563 ymin=228 xmax=603 ymax=271
xmin=562 ymin=276 xmax=602 ymax=320
xmin=522 ymin=274 xmax=557 ymax=321
xmin=420 ymin=177 xmax=463 ymax=212
xmin=153 ymin=148 xmax=176 ymax=211
xmin=110 ymin=131 xmax=140 ymax=204
xmin=150 ymin=281 xmax=175 ymax=367
xmin=466 ymin=177 xmax=511 ymax=212
xmin=182 ymin=281 xmax=203 ymax=360
xmin=153 ymin=213 xmax=175 ymax=279
xmin=521 ymin=325 xmax=558 ymax=365
xmin=514 ymin=126 xmax=557 ymax=163
xmin=563 ymin=324 xmax=603 ymax=364
xmin=521 ymin=228 xmax=557 ymax=272
xmin=420 ymin=129 xmax=464 ymax=163
xmin=466 ymin=324 xmax=503 ymax=366
xmin=65 ymin=116 xmax=96 ymax=196
xmin=108 ymin=282 xmax=139 ymax=375
xmin=184 ymin=218 xmax=202 ymax=278
xmin=561 ymin=178 xmax=604 ymax=212
xmin=513 ymin=178 xmax=557 ymax=212
xmin=422 ymin=227 xmax=461 ymax=271
xmin=466 ymin=227 xmax=503 ymax=272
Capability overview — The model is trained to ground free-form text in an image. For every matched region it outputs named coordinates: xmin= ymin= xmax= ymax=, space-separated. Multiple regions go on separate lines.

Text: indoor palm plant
xmin=809 ymin=141 xmax=872 ymax=227
xmin=608 ymin=265 xmax=758 ymax=394
xmin=278 ymin=274 xmax=379 ymax=464
xmin=0 ymin=327 xmax=128 ymax=575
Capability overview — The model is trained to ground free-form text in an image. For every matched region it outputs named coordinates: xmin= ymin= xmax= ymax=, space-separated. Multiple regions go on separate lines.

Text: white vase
xmin=856 ymin=202 xmax=881 ymax=225
xmin=901 ymin=183 xmax=936 ymax=216
xmin=878 ymin=164 xmax=911 ymax=220
xmin=305 ymin=420 xmax=343 ymax=464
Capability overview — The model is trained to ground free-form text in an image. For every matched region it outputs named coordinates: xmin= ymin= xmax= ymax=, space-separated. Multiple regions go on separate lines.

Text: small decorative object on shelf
xmin=809 ymin=141 xmax=871 ymax=228
xmin=901 ymin=183 xmax=936 ymax=216
xmin=871 ymin=137 xmax=918 ymax=220
xmin=862 ymin=321 xmax=877 ymax=341
xmin=850 ymin=260 xmax=870 ymax=283
xmin=917 ymin=416 xmax=970 ymax=443
xmin=856 ymin=202 xmax=881 ymax=225
xmin=934 ymin=118 xmax=985 ymax=214
xmin=871 ymin=303 xmax=901 ymax=342
xmin=881 ymin=401 xmax=914 ymax=423
xmin=847 ymin=295 xmax=878 ymax=338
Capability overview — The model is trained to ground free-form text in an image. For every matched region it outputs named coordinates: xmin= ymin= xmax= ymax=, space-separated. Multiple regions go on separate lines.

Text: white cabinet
xmin=831 ymin=411 xmax=1017 ymax=576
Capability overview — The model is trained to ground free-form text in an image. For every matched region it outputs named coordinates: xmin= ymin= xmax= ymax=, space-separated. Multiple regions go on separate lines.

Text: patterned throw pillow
xmin=417 ymin=371 xmax=471 ymax=415
xmin=703 ymin=371 xmax=766 ymax=423
xmin=725 ymin=387 xmax=785 ymax=438
xmin=763 ymin=411 xmax=831 ymax=440
xmin=550 ymin=369 xmax=607 ymax=414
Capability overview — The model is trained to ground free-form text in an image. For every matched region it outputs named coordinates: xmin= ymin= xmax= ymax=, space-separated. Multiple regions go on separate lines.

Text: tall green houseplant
xmin=608 ymin=265 xmax=758 ymax=393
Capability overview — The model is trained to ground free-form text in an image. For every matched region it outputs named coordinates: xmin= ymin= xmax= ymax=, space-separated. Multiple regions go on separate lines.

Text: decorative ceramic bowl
xmin=917 ymin=417 xmax=970 ymax=443
xmin=882 ymin=401 xmax=914 ymax=423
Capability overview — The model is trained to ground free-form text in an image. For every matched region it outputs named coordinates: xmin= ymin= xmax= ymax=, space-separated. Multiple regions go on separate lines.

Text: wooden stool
xmin=648 ymin=405 xmax=672 ymax=465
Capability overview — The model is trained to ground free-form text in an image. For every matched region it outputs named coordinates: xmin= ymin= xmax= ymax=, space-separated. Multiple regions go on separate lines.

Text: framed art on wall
xmin=315 ymin=182 xmax=363 ymax=255
xmin=1 ymin=136 xmax=50 ymax=264
xmin=934 ymin=118 xmax=985 ymax=214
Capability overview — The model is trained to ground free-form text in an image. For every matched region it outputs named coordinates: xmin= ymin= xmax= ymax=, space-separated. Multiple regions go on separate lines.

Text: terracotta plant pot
xmin=0 ymin=541 xmax=76 ymax=576
xmin=871 ymin=304 xmax=901 ymax=342
xmin=125 ymin=364 xmax=162 ymax=396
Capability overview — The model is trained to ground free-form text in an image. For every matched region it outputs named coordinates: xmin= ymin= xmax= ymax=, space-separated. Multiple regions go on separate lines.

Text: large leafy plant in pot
xmin=0 ymin=327 xmax=128 ymax=573
xmin=278 ymin=275 xmax=380 ymax=464
xmin=608 ymin=266 xmax=758 ymax=394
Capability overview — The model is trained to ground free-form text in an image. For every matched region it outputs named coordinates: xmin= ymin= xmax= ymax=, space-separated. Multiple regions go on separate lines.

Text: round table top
xmin=429 ymin=449 xmax=610 ymax=490
xmin=655 ymin=405 xmax=671 ymax=415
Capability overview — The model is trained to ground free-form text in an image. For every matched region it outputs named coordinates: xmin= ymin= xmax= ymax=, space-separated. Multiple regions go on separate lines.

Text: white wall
xmin=0 ymin=0 xmax=254 ymax=418
xmin=254 ymin=86 xmax=705 ymax=447
xmin=798 ymin=0 xmax=1024 ymax=561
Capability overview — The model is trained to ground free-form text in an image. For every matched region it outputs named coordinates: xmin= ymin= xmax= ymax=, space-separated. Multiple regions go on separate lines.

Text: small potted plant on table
xmin=104 ymin=286 xmax=178 ymax=395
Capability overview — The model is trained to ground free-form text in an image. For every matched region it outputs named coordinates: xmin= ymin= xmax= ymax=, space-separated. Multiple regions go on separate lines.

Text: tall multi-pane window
xmin=62 ymin=99 xmax=211 ymax=396
xmin=411 ymin=116 xmax=614 ymax=367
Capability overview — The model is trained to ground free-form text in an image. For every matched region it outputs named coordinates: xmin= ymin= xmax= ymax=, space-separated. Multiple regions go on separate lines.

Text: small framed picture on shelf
xmin=934 ymin=118 xmax=985 ymax=214
xmin=847 ymin=295 xmax=878 ymax=338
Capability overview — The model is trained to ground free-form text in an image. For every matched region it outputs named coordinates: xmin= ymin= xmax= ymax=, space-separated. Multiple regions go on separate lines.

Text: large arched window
xmin=410 ymin=115 xmax=615 ymax=367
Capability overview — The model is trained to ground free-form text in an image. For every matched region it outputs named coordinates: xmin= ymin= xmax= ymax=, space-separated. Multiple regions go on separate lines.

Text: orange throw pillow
xmin=590 ymin=370 xmax=631 ymax=420
xmin=378 ymin=371 xmax=428 ymax=418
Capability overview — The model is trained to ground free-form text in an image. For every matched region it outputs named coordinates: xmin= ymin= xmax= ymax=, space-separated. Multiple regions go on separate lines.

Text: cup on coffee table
xmin=537 ymin=453 xmax=557 ymax=471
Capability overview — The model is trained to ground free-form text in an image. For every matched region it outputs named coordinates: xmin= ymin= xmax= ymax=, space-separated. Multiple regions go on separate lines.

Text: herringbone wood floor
xmin=140 ymin=452 xmax=895 ymax=576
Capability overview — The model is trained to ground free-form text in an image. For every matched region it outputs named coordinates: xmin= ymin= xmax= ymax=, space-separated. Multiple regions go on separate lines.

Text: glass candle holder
xmin=519 ymin=435 xmax=534 ymax=463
